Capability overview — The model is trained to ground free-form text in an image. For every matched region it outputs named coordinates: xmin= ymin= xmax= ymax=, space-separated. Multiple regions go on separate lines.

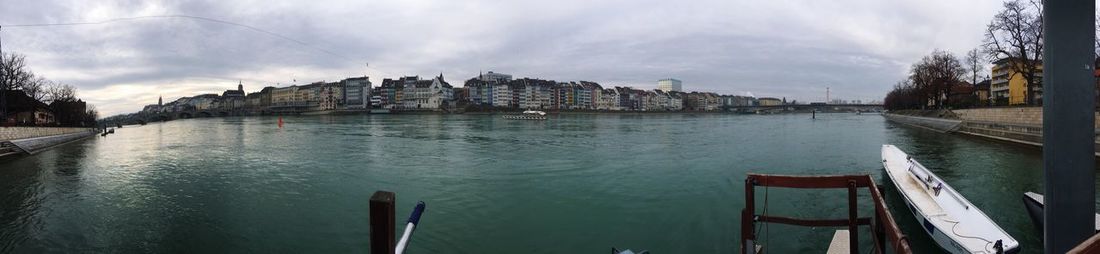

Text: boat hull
xmin=883 ymin=161 xmax=969 ymax=253
xmin=881 ymin=145 xmax=1020 ymax=254
xmin=1020 ymin=191 xmax=1100 ymax=239
xmin=1022 ymin=193 xmax=1045 ymax=236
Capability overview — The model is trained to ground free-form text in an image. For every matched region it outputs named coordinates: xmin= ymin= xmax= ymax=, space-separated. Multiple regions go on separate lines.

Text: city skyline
xmin=1 ymin=0 xmax=1010 ymax=115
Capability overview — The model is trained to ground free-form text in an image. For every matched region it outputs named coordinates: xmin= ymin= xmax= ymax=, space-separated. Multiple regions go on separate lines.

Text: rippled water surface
xmin=0 ymin=113 xmax=1089 ymax=253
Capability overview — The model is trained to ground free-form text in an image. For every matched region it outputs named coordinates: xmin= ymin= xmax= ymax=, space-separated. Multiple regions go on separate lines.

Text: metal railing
xmin=740 ymin=174 xmax=912 ymax=254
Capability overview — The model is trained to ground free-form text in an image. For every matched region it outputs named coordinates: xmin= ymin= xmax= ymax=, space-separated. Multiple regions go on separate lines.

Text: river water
xmin=0 ymin=113 xmax=1082 ymax=253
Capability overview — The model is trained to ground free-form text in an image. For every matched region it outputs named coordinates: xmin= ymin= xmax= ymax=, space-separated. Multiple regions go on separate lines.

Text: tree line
xmin=1 ymin=51 xmax=98 ymax=127
xmin=886 ymin=0 xmax=1051 ymax=110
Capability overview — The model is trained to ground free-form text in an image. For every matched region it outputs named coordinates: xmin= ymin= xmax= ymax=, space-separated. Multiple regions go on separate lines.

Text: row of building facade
xmin=459 ymin=72 xmax=765 ymax=111
xmin=140 ymin=72 xmax=780 ymax=115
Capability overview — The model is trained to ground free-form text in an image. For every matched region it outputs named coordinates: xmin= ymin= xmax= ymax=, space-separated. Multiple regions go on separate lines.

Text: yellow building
xmin=990 ymin=58 xmax=1043 ymax=105
xmin=272 ymin=85 xmax=299 ymax=106
xmin=757 ymin=97 xmax=782 ymax=106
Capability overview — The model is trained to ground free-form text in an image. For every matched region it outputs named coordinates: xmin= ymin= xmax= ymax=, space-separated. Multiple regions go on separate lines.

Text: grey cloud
xmin=0 ymin=0 xmax=1008 ymax=115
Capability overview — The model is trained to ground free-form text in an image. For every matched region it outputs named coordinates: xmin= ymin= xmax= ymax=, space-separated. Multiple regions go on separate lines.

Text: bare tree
xmin=21 ymin=75 xmax=48 ymax=102
xmin=909 ymin=58 xmax=936 ymax=108
xmin=1 ymin=52 xmax=33 ymax=92
xmin=86 ymin=104 xmax=98 ymax=121
xmin=931 ymin=50 xmax=966 ymax=108
xmin=964 ymin=48 xmax=986 ymax=85
xmin=46 ymin=83 xmax=77 ymax=103
xmin=983 ymin=0 xmax=1043 ymax=105
xmin=909 ymin=50 xmax=966 ymax=109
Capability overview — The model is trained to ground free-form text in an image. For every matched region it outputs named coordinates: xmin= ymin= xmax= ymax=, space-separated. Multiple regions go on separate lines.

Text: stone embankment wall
xmin=0 ymin=127 xmax=94 ymax=141
xmin=953 ymin=107 xmax=1100 ymax=128
xmin=888 ymin=107 xmax=1100 ymax=155
xmin=882 ymin=114 xmax=963 ymax=132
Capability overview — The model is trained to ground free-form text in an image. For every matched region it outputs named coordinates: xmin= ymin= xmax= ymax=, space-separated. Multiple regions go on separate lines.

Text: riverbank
xmin=883 ymin=107 xmax=1100 ymax=156
xmin=0 ymin=127 xmax=97 ymax=157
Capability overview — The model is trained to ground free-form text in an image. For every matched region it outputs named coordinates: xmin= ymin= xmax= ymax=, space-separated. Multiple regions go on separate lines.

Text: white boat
xmin=881 ymin=145 xmax=1019 ymax=253
xmin=503 ymin=110 xmax=548 ymax=120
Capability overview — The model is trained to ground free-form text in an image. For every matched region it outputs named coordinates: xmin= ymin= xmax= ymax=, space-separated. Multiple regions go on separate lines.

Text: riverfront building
xmin=990 ymin=58 xmax=1043 ymax=105
xmin=220 ymin=81 xmax=246 ymax=110
xmin=375 ymin=75 xmax=455 ymax=110
xmin=758 ymin=97 xmax=783 ymax=106
xmin=657 ymin=78 xmax=682 ymax=92
xmin=342 ymin=77 xmax=371 ymax=109
xmin=132 ymin=71 xmax=794 ymax=118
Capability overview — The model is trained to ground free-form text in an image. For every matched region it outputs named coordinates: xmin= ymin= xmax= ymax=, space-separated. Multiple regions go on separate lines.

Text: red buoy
xmin=278 ymin=117 xmax=284 ymax=128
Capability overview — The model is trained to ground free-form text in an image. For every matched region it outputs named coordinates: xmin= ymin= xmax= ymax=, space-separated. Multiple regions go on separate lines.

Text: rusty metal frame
xmin=740 ymin=174 xmax=912 ymax=254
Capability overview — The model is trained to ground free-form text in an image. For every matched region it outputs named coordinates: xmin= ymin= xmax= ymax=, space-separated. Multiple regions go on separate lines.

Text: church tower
xmin=238 ymin=80 xmax=244 ymax=92
xmin=158 ymin=95 xmax=162 ymax=107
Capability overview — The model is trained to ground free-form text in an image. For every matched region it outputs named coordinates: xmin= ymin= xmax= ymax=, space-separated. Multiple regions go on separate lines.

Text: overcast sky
xmin=0 ymin=0 xmax=1009 ymax=116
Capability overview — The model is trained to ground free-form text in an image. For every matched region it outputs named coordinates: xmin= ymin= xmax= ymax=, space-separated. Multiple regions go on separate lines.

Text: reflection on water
xmin=0 ymin=113 xmax=1078 ymax=253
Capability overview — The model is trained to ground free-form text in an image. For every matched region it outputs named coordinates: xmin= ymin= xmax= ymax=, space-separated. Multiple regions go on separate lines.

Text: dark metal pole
xmin=1043 ymin=0 xmax=1096 ymax=252
xmin=1 ymin=25 xmax=6 ymax=123
xmin=370 ymin=191 xmax=396 ymax=254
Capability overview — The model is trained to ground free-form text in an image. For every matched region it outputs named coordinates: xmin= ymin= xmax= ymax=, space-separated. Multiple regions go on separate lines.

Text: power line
xmin=2 ymin=14 xmax=355 ymax=62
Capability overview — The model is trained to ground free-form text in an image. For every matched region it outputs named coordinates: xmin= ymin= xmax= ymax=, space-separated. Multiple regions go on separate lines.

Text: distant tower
xmin=826 ymin=87 xmax=831 ymax=103
xmin=158 ymin=95 xmax=162 ymax=107
xmin=238 ymin=80 xmax=244 ymax=92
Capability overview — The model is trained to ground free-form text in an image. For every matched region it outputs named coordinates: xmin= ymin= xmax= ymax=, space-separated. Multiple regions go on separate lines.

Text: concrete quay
xmin=884 ymin=107 xmax=1100 ymax=156
xmin=0 ymin=127 xmax=98 ymax=157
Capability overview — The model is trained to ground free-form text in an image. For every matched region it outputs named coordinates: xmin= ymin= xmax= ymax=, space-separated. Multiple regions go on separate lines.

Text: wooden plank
xmin=757 ymin=215 xmax=870 ymax=227
xmin=747 ymin=174 xmax=872 ymax=189
xmin=827 ymin=230 xmax=851 ymax=254
xmin=1069 ymin=232 xmax=1100 ymax=254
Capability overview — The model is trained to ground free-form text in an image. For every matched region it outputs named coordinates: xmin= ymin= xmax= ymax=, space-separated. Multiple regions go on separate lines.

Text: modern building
xmin=342 ymin=76 xmax=371 ymax=109
xmin=990 ymin=58 xmax=1043 ymax=105
xmin=478 ymin=71 xmax=512 ymax=83
xmin=657 ymin=78 xmax=682 ymax=92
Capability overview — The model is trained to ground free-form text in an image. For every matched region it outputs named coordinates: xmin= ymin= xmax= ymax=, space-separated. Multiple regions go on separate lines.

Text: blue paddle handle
xmin=407 ymin=201 xmax=426 ymax=225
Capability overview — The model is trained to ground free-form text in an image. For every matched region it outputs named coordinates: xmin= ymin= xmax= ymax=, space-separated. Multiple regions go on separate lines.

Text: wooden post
xmin=847 ymin=180 xmax=858 ymax=254
xmin=370 ymin=191 xmax=396 ymax=254
xmin=742 ymin=176 xmax=756 ymax=254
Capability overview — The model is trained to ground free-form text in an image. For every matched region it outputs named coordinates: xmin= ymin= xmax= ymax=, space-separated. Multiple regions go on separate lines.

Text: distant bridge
xmin=103 ymin=109 xmax=250 ymax=126
xmin=724 ymin=104 xmax=884 ymax=113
